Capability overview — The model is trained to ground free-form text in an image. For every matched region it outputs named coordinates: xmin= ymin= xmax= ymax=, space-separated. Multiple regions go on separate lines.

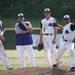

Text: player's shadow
xmin=51 ymin=67 xmax=66 ymax=75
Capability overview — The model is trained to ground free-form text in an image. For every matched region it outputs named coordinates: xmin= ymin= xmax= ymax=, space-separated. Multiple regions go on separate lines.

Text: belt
xmin=43 ymin=33 xmax=52 ymax=36
xmin=63 ymin=39 xmax=68 ymax=42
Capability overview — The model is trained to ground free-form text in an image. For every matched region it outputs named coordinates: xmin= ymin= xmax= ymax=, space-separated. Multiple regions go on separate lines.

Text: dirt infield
xmin=0 ymin=67 xmax=75 ymax=75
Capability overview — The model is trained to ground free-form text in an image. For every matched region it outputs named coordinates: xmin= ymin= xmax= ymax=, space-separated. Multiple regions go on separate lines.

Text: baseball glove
xmin=37 ymin=43 xmax=44 ymax=51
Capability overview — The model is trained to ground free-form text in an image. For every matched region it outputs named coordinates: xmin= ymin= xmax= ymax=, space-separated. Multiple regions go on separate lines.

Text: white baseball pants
xmin=0 ymin=40 xmax=12 ymax=69
xmin=16 ymin=45 xmax=35 ymax=68
xmin=56 ymin=40 xmax=75 ymax=68
xmin=42 ymin=35 xmax=57 ymax=67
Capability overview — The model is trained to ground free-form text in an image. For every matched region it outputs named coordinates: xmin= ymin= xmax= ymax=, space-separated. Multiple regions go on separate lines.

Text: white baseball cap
xmin=63 ymin=15 xmax=70 ymax=19
xmin=17 ymin=13 xmax=24 ymax=17
xmin=44 ymin=8 xmax=50 ymax=12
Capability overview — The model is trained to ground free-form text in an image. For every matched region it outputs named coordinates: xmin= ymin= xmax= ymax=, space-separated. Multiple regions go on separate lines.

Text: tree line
xmin=0 ymin=0 xmax=75 ymax=19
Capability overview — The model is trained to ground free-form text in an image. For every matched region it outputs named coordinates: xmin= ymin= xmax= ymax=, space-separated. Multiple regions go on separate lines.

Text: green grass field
xmin=0 ymin=49 xmax=70 ymax=70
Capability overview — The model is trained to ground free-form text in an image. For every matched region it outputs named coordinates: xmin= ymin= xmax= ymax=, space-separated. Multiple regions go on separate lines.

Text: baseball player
xmin=55 ymin=15 xmax=75 ymax=71
xmin=0 ymin=19 xmax=12 ymax=70
xmin=15 ymin=13 xmax=35 ymax=68
xmin=40 ymin=8 xmax=63 ymax=67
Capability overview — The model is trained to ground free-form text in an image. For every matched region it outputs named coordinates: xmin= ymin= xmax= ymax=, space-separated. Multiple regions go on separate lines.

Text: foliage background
xmin=0 ymin=0 xmax=75 ymax=19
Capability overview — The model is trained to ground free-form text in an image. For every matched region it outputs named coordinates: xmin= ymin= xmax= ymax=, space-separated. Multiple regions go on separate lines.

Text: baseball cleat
xmin=7 ymin=67 xmax=13 ymax=70
xmin=52 ymin=61 xmax=62 ymax=68
xmin=69 ymin=67 xmax=75 ymax=72
xmin=52 ymin=64 xmax=58 ymax=68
